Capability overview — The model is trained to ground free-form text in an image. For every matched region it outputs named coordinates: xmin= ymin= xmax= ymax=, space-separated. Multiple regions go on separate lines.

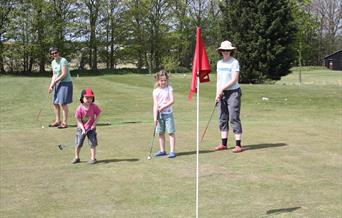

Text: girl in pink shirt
xmin=153 ymin=70 xmax=176 ymax=158
xmin=72 ymin=88 xmax=102 ymax=164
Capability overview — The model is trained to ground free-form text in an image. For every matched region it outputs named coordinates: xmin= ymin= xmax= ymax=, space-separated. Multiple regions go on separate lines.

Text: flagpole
xmin=190 ymin=26 xmax=210 ymax=218
xmin=196 ymin=73 xmax=200 ymax=218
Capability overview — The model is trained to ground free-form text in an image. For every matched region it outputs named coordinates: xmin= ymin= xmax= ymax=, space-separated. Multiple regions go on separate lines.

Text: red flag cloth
xmin=189 ymin=26 xmax=211 ymax=100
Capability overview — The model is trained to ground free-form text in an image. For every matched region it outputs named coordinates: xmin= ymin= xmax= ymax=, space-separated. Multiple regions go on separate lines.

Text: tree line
xmin=0 ymin=0 xmax=341 ymax=82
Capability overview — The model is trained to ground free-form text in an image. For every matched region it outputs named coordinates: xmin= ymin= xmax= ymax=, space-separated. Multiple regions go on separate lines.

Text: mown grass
xmin=0 ymin=67 xmax=341 ymax=217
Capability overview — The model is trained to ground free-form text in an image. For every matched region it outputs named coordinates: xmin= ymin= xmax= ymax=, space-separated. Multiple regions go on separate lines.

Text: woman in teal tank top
xmin=48 ymin=47 xmax=73 ymax=129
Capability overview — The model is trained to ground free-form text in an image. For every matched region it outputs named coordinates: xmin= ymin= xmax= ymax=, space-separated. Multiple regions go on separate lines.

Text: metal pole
xmin=196 ymin=74 xmax=200 ymax=218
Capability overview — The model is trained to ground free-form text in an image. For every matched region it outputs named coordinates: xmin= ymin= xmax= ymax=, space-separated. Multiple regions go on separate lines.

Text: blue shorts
xmin=75 ymin=128 xmax=98 ymax=148
xmin=156 ymin=113 xmax=176 ymax=134
xmin=53 ymin=81 xmax=73 ymax=105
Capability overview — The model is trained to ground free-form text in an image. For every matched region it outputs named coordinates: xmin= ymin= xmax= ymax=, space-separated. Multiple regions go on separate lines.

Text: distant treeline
xmin=1 ymin=0 xmax=341 ymax=82
xmin=0 ymin=68 xmax=149 ymax=77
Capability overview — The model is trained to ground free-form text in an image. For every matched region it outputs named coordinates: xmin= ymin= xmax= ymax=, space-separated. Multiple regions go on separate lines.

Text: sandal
xmin=49 ymin=121 xmax=61 ymax=127
xmin=58 ymin=123 xmax=68 ymax=129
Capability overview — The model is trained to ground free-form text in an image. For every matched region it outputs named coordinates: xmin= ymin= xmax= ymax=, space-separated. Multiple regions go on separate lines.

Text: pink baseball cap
xmin=80 ymin=88 xmax=95 ymax=103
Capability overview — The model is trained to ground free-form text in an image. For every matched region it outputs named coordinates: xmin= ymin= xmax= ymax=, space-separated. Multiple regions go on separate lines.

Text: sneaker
xmin=58 ymin=123 xmax=68 ymax=129
xmin=154 ymin=151 xmax=167 ymax=157
xmin=71 ymin=158 xmax=80 ymax=164
xmin=213 ymin=144 xmax=227 ymax=151
xmin=168 ymin=152 xmax=176 ymax=158
xmin=49 ymin=121 xmax=61 ymax=127
xmin=232 ymin=146 xmax=242 ymax=153
xmin=88 ymin=159 xmax=97 ymax=164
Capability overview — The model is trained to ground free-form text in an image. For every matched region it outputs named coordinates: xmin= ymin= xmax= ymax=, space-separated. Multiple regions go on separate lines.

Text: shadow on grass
xmin=177 ymin=150 xmax=215 ymax=157
xmin=97 ymin=158 xmax=139 ymax=164
xmin=57 ymin=122 xmax=111 ymax=128
xmin=119 ymin=121 xmax=143 ymax=124
xmin=243 ymin=143 xmax=287 ymax=151
xmin=266 ymin=207 xmax=301 ymax=215
xmin=176 ymin=143 xmax=287 ymax=156
xmin=65 ymin=122 xmax=145 ymax=128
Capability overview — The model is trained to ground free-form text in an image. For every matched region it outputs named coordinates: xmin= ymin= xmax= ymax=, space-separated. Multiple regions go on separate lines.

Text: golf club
xmin=57 ymin=143 xmax=67 ymax=150
xmin=36 ymin=92 xmax=51 ymax=122
xmin=57 ymin=129 xmax=90 ymax=151
xmin=36 ymin=109 xmax=43 ymax=121
xmin=146 ymin=112 xmax=159 ymax=160
xmin=200 ymin=102 xmax=218 ymax=143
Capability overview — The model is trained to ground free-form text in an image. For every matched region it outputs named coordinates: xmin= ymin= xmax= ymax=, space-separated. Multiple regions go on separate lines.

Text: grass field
xmin=0 ymin=67 xmax=341 ymax=218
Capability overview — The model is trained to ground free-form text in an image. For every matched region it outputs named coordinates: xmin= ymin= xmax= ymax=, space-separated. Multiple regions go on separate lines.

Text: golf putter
xmin=200 ymin=102 xmax=218 ymax=143
xmin=57 ymin=129 xmax=90 ymax=151
xmin=36 ymin=109 xmax=43 ymax=121
xmin=147 ymin=112 xmax=159 ymax=160
xmin=36 ymin=92 xmax=51 ymax=121
xmin=57 ymin=143 xmax=67 ymax=150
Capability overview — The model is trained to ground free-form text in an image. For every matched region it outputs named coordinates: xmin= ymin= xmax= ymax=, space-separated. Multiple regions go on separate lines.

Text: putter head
xmin=57 ymin=144 xmax=66 ymax=150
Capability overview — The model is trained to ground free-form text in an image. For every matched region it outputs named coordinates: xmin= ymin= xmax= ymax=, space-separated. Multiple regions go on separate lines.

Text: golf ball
xmin=147 ymin=156 xmax=151 ymax=160
xmin=42 ymin=125 xmax=45 ymax=128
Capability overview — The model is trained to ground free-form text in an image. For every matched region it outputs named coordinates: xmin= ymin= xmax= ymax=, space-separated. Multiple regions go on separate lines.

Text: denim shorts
xmin=156 ymin=113 xmax=176 ymax=134
xmin=75 ymin=128 xmax=98 ymax=148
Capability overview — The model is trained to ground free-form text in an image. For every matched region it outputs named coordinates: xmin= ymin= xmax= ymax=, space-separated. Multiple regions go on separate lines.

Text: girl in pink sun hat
xmin=213 ymin=40 xmax=243 ymax=153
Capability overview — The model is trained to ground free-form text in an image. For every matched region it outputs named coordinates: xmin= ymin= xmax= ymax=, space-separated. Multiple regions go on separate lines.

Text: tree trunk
xmin=110 ymin=17 xmax=115 ymax=69
xmin=0 ymin=43 xmax=4 ymax=73
xmin=36 ymin=5 xmax=45 ymax=73
xmin=28 ymin=56 xmax=33 ymax=73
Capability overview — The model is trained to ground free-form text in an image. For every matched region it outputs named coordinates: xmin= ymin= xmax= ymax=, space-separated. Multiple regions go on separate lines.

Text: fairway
xmin=0 ymin=68 xmax=341 ymax=217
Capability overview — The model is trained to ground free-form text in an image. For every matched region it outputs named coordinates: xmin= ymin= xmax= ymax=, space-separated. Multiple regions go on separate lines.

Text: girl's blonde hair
xmin=154 ymin=69 xmax=169 ymax=88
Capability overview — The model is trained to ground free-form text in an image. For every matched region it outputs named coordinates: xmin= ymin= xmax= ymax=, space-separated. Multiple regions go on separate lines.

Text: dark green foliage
xmin=0 ymin=68 xmax=149 ymax=77
xmin=220 ymin=0 xmax=297 ymax=83
xmin=290 ymin=0 xmax=320 ymax=66
xmin=1 ymin=0 xmax=336 ymax=76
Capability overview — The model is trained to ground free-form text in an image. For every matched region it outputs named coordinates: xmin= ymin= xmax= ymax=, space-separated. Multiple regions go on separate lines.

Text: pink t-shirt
xmin=153 ymin=85 xmax=173 ymax=114
xmin=75 ymin=103 xmax=102 ymax=130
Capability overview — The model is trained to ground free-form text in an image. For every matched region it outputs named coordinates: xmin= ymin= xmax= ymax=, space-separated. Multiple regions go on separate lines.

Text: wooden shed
xmin=324 ymin=50 xmax=342 ymax=71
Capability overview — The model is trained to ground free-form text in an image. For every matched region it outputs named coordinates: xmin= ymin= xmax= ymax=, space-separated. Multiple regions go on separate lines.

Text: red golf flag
xmin=189 ymin=26 xmax=211 ymax=100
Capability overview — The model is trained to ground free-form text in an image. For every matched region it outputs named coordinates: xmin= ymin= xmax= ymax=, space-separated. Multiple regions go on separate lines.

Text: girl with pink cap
xmin=72 ymin=88 xmax=102 ymax=164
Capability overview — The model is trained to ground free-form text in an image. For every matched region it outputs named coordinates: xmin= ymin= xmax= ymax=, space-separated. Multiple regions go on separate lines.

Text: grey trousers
xmin=217 ymin=88 xmax=242 ymax=134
